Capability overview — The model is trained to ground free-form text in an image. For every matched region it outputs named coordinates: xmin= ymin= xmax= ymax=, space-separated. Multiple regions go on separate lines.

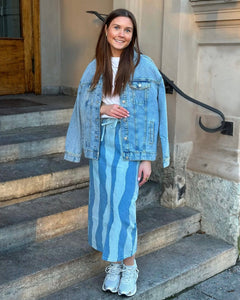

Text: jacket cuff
xmin=64 ymin=151 xmax=81 ymax=163
xmin=163 ymin=157 xmax=170 ymax=168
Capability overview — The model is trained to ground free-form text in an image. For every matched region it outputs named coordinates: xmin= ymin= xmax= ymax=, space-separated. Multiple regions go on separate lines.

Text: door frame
xmin=21 ymin=0 xmax=41 ymax=94
xmin=32 ymin=0 xmax=41 ymax=94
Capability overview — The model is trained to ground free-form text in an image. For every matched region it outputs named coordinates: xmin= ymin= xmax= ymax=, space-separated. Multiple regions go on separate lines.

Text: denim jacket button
xmin=124 ymin=136 xmax=128 ymax=140
xmin=122 ymin=100 xmax=126 ymax=104
xmin=126 ymin=156 xmax=129 ymax=159
xmin=138 ymin=83 xmax=142 ymax=87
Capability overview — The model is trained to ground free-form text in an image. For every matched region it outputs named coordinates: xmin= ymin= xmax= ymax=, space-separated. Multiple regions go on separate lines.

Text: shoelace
xmin=121 ymin=266 xmax=139 ymax=283
xmin=105 ymin=264 xmax=122 ymax=280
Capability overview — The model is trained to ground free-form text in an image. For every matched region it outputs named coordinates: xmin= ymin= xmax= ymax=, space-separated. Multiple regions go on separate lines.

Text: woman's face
xmin=105 ymin=16 xmax=133 ymax=57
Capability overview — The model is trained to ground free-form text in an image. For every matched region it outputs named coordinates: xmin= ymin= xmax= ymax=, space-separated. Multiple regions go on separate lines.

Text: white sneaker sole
xmin=102 ymin=284 xmax=118 ymax=293
xmin=118 ymin=286 xmax=137 ymax=297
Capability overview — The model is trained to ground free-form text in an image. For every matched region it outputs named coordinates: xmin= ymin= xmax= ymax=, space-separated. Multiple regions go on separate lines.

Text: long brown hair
xmin=91 ymin=9 xmax=141 ymax=96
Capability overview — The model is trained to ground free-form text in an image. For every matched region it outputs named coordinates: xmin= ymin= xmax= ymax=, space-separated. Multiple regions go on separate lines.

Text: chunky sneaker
xmin=102 ymin=263 xmax=122 ymax=293
xmin=118 ymin=261 xmax=139 ymax=297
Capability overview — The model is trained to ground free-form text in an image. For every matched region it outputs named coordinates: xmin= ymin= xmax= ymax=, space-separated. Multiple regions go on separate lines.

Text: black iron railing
xmin=87 ymin=10 xmax=226 ymax=134
xmin=160 ymin=72 xmax=226 ymax=133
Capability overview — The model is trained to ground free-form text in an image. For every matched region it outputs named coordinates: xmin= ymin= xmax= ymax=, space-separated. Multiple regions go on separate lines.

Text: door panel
xmin=0 ymin=0 xmax=40 ymax=95
xmin=0 ymin=39 xmax=25 ymax=94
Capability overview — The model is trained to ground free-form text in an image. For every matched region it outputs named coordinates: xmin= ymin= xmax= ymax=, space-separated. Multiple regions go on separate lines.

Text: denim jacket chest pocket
xmin=128 ymin=81 xmax=150 ymax=106
xmin=121 ymin=80 xmax=158 ymax=154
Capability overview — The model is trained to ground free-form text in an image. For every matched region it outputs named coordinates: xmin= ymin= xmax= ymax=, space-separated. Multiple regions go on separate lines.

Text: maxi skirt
xmin=88 ymin=118 xmax=140 ymax=262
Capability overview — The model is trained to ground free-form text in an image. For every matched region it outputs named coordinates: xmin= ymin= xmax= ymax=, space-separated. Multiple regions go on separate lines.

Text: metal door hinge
xmin=32 ymin=58 xmax=35 ymax=74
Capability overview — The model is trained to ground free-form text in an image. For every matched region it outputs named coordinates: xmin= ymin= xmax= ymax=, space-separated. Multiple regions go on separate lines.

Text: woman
xmin=65 ymin=8 xmax=169 ymax=297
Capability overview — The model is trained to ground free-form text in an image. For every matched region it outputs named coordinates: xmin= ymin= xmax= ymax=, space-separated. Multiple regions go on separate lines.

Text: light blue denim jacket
xmin=64 ymin=54 xmax=170 ymax=168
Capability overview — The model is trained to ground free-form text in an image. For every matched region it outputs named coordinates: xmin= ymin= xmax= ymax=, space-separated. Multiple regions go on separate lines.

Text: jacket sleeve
xmin=64 ymin=84 xmax=82 ymax=163
xmin=158 ymin=77 xmax=170 ymax=168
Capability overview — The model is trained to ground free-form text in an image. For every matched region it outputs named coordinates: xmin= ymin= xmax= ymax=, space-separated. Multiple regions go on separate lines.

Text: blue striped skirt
xmin=88 ymin=118 xmax=140 ymax=262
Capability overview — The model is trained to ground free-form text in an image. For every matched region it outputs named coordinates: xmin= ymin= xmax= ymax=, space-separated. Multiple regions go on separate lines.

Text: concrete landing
xmin=0 ymin=94 xmax=75 ymax=115
xmin=172 ymin=260 xmax=240 ymax=300
xmin=0 ymin=94 xmax=75 ymax=130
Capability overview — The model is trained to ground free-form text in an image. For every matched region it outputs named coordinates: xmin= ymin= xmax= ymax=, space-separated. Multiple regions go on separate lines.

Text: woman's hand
xmin=138 ymin=161 xmax=151 ymax=187
xmin=100 ymin=104 xmax=129 ymax=119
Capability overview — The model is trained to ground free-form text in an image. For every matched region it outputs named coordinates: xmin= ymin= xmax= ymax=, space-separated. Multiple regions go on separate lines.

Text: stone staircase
xmin=0 ymin=95 xmax=238 ymax=300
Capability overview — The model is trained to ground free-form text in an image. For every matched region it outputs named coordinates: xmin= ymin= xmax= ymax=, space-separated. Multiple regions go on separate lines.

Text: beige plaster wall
xmin=197 ymin=45 xmax=240 ymax=116
xmin=40 ymin=0 xmax=61 ymax=94
xmin=162 ymin=0 xmax=198 ymax=145
xmin=113 ymin=0 xmax=164 ymax=68
xmin=188 ymin=0 xmax=240 ymax=182
xmin=60 ymin=0 xmax=113 ymax=89
xmin=40 ymin=0 xmax=113 ymax=93
xmin=175 ymin=2 xmax=199 ymax=144
xmin=158 ymin=0 xmax=199 ymax=208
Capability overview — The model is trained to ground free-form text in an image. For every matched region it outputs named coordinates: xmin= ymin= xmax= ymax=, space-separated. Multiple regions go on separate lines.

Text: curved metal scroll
xmin=86 ymin=10 xmax=108 ymax=22
xmin=87 ymin=10 xmax=226 ymax=133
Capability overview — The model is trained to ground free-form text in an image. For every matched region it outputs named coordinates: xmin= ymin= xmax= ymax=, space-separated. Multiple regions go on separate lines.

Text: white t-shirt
xmin=101 ymin=56 xmax=120 ymax=118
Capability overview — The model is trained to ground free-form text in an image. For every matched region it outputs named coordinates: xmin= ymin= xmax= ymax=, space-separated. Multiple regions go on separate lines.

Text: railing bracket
xmin=165 ymin=80 xmax=174 ymax=94
xmin=220 ymin=121 xmax=233 ymax=136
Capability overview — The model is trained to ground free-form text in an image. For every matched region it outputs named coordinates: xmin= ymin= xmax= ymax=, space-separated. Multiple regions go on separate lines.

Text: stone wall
xmin=185 ymin=0 xmax=240 ymax=247
xmin=187 ymin=171 xmax=240 ymax=247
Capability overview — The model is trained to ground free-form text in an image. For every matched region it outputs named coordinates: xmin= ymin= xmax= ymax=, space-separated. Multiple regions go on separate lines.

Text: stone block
xmin=186 ymin=170 xmax=240 ymax=247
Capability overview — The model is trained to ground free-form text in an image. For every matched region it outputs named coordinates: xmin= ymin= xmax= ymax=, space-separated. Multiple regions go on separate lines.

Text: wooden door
xmin=0 ymin=0 xmax=41 ymax=95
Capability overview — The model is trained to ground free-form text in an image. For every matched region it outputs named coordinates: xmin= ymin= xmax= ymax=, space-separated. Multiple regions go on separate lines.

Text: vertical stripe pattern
xmin=88 ymin=118 xmax=139 ymax=262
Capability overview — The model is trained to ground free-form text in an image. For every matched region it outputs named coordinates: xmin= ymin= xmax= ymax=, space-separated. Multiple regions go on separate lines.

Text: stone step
xmin=0 ymin=94 xmax=74 ymax=131
xmin=0 ymin=107 xmax=73 ymax=131
xmin=0 ymin=181 xmax=162 ymax=251
xmin=41 ymin=234 xmax=238 ymax=300
xmin=0 ymin=206 xmax=201 ymax=299
xmin=0 ymin=124 xmax=69 ymax=162
xmin=0 ymin=188 xmax=89 ymax=251
xmin=0 ymin=153 xmax=89 ymax=206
